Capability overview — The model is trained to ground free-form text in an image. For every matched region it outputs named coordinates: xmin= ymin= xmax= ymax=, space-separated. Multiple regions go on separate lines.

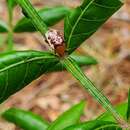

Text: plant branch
xmin=7 ymin=31 xmax=13 ymax=51
xmin=15 ymin=0 xmax=48 ymax=35
xmin=7 ymin=0 xmax=14 ymax=51
xmin=62 ymin=56 xmax=129 ymax=129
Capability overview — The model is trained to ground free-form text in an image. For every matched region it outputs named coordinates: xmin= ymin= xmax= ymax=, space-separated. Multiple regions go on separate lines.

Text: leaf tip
xmin=77 ymin=100 xmax=86 ymax=112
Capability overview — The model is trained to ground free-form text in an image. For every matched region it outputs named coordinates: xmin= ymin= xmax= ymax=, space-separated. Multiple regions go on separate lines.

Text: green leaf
xmin=2 ymin=108 xmax=49 ymax=130
xmin=0 ymin=20 xmax=8 ymax=33
xmin=48 ymin=54 xmax=97 ymax=72
xmin=15 ymin=0 xmax=48 ymax=34
xmin=0 ymin=50 xmax=59 ymax=104
xmin=96 ymin=103 xmax=128 ymax=122
xmin=14 ymin=6 xmax=70 ymax=32
xmin=63 ymin=120 xmax=121 ymax=130
xmin=62 ymin=57 xmax=128 ymax=127
xmin=71 ymin=54 xmax=98 ymax=66
xmin=47 ymin=101 xmax=86 ymax=130
xmin=127 ymin=89 xmax=130 ymax=122
xmin=64 ymin=0 xmax=123 ymax=54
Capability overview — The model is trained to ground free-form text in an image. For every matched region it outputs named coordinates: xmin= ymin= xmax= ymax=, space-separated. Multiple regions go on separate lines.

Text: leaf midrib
xmin=67 ymin=0 xmax=95 ymax=48
xmin=0 ymin=56 xmax=56 ymax=73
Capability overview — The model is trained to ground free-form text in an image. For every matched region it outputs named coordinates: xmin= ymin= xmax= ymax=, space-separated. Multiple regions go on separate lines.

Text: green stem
xmin=62 ymin=56 xmax=129 ymax=129
xmin=15 ymin=0 xmax=48 ymax=35
xmin=7 ymin=0 xmax=14 ymax=51
xmin=7 ymin=31 xmax=13 ymax=51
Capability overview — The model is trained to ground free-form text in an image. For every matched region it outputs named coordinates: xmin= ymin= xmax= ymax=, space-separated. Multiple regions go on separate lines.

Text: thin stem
xmin=7 ymin=0 xmax=14 ymax=51
xmin=7 ymin=31 xmax=13 ymax=51
xmin=62 ymin=56 xmax=129 ymax=129
xmin=15 ymin=0 xmax=48 ymax=35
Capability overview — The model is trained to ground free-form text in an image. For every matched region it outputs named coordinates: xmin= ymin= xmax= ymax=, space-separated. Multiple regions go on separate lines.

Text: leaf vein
xmin=66 ymin=16 xmax=73 ymax=28
xmin=0 ymin=71 xmax=9 ymax=101
xmin=93 ymin=2 xmax=119 ymax=9
xmin=72 ymin=29 xmax=96 ymax=37
xmin=0 ymin=56 xmax=55 ymax=73
xmin=67 ymin=0 xmax=95 ymax=48
xmin=81 ymin=17 xmax=107 ymax=22
xmin=16 ymin=63 xmax=29 ymax=91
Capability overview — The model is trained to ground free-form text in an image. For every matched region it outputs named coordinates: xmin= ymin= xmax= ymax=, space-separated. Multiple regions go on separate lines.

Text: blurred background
xmin=0 ymin=0 xmax=130 ymax=129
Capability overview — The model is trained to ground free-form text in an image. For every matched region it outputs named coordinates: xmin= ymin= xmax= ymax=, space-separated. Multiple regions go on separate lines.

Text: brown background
xmin=0 ymin=0 xmax=130 ymax=129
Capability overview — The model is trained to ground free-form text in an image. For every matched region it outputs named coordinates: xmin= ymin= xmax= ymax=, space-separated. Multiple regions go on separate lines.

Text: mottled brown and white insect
xmin=45 ymin=29 xmax=65 ymax=57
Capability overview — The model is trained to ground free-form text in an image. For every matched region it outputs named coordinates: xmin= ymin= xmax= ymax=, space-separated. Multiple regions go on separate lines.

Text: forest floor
xmin=0 ymin=0 xmax=130 ymax=130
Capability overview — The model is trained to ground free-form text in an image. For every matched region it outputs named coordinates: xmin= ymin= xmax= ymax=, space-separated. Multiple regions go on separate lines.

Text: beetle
xmin=45 ymin=29 xmax=65 ymax=57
